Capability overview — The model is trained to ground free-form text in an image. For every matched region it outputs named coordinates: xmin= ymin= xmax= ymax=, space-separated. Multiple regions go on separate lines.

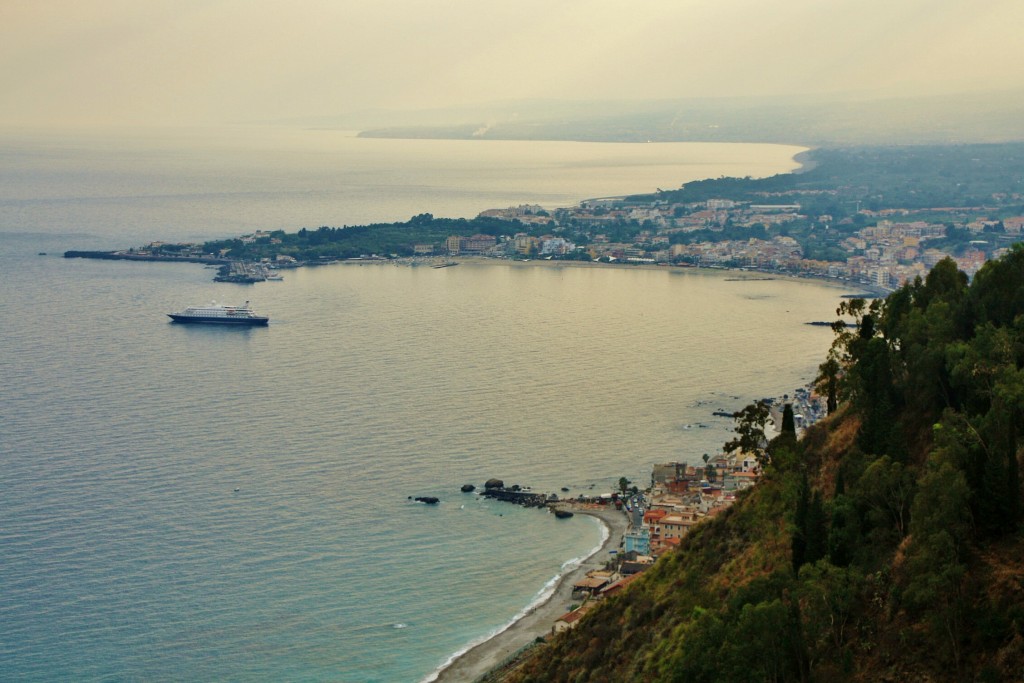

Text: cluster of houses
xmin=552 ymin=453 xmax=763 ymax=635
xmin=552 ymin=382 xmax=831 ymax=638
xmin=458 ymin=199 xmax=1024 ymax=291
xmin=834 ymin=218 xmax=987 ymax=288
xmin=442 ymin=230 xmax=577 ymax=258
xmin=631 ymin=456 xmax=759 ymax=556
xmin=554 ymin=571 xmax=644 ymax=634
xmin=551 ymin=385 xmax=831 ymax=635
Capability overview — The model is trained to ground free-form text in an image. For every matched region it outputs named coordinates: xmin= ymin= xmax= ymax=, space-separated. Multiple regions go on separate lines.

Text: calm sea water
xmin=0 ymin=128 xmax=839 ymax=681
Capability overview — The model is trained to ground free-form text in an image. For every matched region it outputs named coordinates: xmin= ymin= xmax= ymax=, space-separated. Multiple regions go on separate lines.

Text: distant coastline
xmin=791 ymin=149 xmax=818 ymax=174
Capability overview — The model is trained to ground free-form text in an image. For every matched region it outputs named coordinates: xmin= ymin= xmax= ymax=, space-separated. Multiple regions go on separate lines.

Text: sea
xmin=0 ymin=127 xmax=841 ymax=682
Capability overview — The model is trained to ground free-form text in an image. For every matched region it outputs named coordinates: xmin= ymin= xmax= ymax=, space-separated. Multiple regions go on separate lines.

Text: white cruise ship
xmin=167 ymin=301 xmax=269 ymax=326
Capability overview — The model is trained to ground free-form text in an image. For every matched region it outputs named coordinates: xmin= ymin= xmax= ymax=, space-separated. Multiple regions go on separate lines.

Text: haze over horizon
xmin=3 ymin=0 xmax=1024 ymax=129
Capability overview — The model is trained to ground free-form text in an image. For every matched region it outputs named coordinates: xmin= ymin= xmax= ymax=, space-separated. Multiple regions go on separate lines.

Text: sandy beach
xmin=430 ymin=505 xmax=630 ymax=683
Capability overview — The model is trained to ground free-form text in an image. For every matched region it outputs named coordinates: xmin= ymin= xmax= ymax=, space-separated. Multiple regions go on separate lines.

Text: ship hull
xmin=168 ymin=314 xmax=268 ymax=326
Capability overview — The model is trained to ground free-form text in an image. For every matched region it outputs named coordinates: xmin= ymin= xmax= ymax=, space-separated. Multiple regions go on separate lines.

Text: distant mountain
xmin=307 ymin=91 xmax=1024 ymax=146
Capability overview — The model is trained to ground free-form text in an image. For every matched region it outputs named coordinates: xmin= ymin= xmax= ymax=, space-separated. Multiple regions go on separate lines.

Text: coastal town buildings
xmin=446 ymin=233 xmax=497 ymax=255
xmin=623 ymin=527 xmax=651 ymax=555
xmin=130 ymin=172 xmax=1024 ymax=294
xmin=441 ymin=192 xmax=1024 ymax=291
xmin=544 ymin=397 xmax=830 ymax=639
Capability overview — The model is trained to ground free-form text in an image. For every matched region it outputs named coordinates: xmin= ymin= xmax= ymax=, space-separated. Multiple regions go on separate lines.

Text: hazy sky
xmin=2 ymin=0 xmax=1023 ymax=127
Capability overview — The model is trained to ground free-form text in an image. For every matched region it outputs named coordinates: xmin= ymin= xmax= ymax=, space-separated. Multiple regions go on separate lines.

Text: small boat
xmin=553 ymin=509 xmax=574 ymax=519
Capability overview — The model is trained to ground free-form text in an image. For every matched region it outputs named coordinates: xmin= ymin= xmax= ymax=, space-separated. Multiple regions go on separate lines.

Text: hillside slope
xmin=506 ymin=249 xmax=1024 ymax=682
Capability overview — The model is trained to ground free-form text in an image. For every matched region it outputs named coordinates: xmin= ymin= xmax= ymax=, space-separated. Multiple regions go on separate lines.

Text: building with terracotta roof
xmin=598 ymin=573 xmax=643 ymax=600
xmin=572 ymin=575 xmax=610 ymax=596
xmin=553 ymin=602 xmax=596 ymax=634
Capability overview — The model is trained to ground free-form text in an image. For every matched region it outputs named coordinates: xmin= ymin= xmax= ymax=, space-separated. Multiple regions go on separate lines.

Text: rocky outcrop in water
xmin=481 ymin=487 xmax=548 ymax=508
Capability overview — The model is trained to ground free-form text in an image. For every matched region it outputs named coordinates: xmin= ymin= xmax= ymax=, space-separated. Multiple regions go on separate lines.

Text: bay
xmin=0 ymin=128 xmax=838 ymax=682
xmin=0 ymin=126 xmax=804 ymax=245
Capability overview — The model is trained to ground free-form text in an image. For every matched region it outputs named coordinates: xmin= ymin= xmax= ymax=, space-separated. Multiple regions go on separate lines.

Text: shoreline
xmin=427 ymin=505 xmax=630 ymax=683
xmin=62 ymin=246 xmax=889 ymax=299
xmin=389 ymin=255 xmax=888 ymax=297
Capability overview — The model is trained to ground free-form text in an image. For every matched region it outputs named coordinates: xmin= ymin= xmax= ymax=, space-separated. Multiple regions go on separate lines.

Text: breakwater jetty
xmin=480 ymin=487 xmax=550 ymax=508
xmin=472 ymin=478 xmax=555 ymax=508
xmin=64 ymin=250 xmax=227 ymax=265
xmin=63 ymin=251 xmax=288 ymax=283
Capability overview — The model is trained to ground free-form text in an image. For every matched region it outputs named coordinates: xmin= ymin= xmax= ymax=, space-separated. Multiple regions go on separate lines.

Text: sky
xmin=2 ymin=0 xmax=1024 ymax=127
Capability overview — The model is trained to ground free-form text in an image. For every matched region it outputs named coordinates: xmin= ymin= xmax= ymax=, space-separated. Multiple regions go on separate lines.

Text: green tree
xmin=816 ymin=355 xmax=841 ymax=414
xmin=826 ymin=494 xmax=861 ymax=568
xmin=665 ymin=607 xmax=728 ymax=683
xmin=797 ymin=561 xmax=863 ymax=664
xmin=947 ymin=323 xmax=1024 ymax=535
xmin=857 ymin=455 xmax=915 ymax=539
xmin=964 ymin=243 xmax=1024 ymax=329
xmin=781 ymin=403 xmax=796 ymax=437
xmin=792 ymin=472 xmax=810 ymax=574
xmin=702 ymin=453 xmax=716 ymax=482
xmin=805 ymin=490 xmax=827 ymax=567
xmin=721 ymin=599 xmax=808 ymax=682
xmin=851 ymin=337 xmax=901 ymax=456
xmin=726 ymin=401 xmax=771 ymax=469
xmin=793 ymin=474 xmax=827 ymax=575
xmin=902 ymin=460 xmax=971 ymax=673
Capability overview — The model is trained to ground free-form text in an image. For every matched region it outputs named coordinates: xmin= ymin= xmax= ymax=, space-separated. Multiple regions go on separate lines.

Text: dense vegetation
xmin=633 ymin=143 xmax=1024 ymax=261
xmin=506 ymin=248 xmax=1024 ymax=682
xmin=200 ymin=214 xmax=533 ymax=261
xmin=642 ymin=144 xmax=1024 ymax=212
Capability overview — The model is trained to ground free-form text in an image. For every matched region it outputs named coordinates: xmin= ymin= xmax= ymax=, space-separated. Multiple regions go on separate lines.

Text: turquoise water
xmin=0 ymin=130 xmax=838 ymax=681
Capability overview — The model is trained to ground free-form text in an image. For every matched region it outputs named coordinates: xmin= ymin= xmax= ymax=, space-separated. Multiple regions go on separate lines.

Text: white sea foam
xmin=420 ymin=514 xmax=610 ymax=683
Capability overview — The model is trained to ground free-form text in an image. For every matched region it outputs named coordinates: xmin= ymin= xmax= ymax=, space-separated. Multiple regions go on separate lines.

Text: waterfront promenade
xmin=431 ymin=506 xmax=629 ymax=683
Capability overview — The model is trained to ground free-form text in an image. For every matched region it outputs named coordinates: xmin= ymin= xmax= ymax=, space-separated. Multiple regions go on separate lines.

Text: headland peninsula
xmin=65 ymin=142 xmax=1024 ymax=294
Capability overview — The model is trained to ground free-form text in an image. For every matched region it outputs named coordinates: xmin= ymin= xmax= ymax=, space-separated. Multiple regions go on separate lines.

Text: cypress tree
xmin=792 ymin=473 xmax=810 ymax=574
xmin=816 ymin=357 xmax=840 ymax=415
xmin=782 ymin=403 xmax=796 ymax=438
xmin=806 ymin=490 xmax=828 ymax=565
